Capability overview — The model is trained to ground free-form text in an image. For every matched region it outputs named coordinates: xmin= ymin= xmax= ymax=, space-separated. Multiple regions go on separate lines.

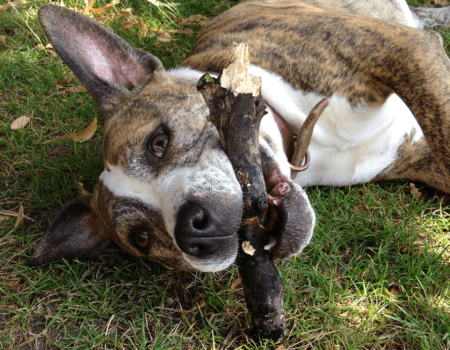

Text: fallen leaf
xmin=121 ymin=19 xmax=139 ymax=30
xmin=55 ymin=80 xmax=68 ymax=88
xmin=0 ymin=35 xmax=6 ymax=43
xmin=169 ymin=28 xmax=193 ymax=36
xmin=434 ymin=0 xmax=450 ymax=6
xmin=231 ymin=278 xmax=241 ymax=290
xmin=147 ymin=0 xmax=164 ymax=7
xmin=93 ymin=16 xmax=107 ymax=23
xmin=52 ymin=118 xmax=97 ymax=143
xmin=390 ymin=287 xmax=401 ymax=296
xmin=90 ymin=0 xmax=120 ymax=14
xmin=410 ymin=183 xmax=423 ymax=200
xmin=116 ymin=8 xmax=133 ymax=18
xmin=56 ymin=78 xmax=87 ymax=94
xmin=150 ymin=27 xmax=164 ymax=34
xmin=14 ymin=204 xmax=24 ymax=229
xmin=77 ymin=182 xmax=91 ymax=195
xmin=1 ymin=0 xmax=26 ymax=10
xmin=8 ymin=278 xmax=20 ymax=292
xmin=34 ymin=43 xmax=55 ymax=55
xmin=116 ymin=9 xmax=139 ymax=30
xmin=156 ymin=32 xmax=173 ymax=43
xmin=242 ymin=241 xmax=255 ymax=256
xmin=181 ymin=14 xmax=206 ymax=26
xmin=11 ymin=116 xmax=30 ymax=130
xmin=139 ymin=18 xmax=147 ymax=32
xmin=82 ymin=0 xmax=95 ymax=15
xmin=67 ymin=86 xmax=87 ymax=93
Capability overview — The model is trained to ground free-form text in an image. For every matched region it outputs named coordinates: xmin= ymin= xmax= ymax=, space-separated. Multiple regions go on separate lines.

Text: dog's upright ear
xmin=29 ymin=195 xmax=110 ymax=267
xmin=38 ymin=5 xmax=166 ymax=117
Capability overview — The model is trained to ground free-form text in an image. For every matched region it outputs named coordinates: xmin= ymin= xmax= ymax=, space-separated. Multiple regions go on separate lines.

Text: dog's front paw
xmin=265 ymin=182 xmax=315 ymax=260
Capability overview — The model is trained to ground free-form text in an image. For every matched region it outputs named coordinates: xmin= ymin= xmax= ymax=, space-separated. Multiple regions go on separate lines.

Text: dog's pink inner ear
xmin=65 ymin=24 xmax=147 ymax=89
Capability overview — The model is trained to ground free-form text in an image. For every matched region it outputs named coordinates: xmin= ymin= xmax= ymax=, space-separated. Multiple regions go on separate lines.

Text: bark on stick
xmin=197 ymin=43 xmax=286 ymax=341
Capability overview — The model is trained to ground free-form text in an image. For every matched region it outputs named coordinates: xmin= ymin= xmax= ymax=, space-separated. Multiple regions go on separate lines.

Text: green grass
xmin=1 ymin=0 xmax=450 ymax=348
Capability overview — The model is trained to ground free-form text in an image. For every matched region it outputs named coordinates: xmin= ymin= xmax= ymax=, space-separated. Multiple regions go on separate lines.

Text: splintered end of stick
xmin=242 ymin=241 xmax=256 ymax=256
xmin=220 ymin=43 xmax=261 ymax=97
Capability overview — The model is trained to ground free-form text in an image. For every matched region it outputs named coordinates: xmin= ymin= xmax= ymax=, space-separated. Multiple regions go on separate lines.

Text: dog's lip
xmin=267 ymin=104 xmax=296 ymax=159
xmin=185 ymin=233 xmax=237 ymax=240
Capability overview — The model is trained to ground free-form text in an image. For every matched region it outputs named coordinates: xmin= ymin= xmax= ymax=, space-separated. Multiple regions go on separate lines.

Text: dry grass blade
xmin=51 ymin=118 xmax=97 ymax=143
xmin=11 ymin=116 xmax=30 ymax=130
xmin=0 ymin=216 xmax=12 ymax=223
xmin=146 ymin=0 xmax=178 ymax=19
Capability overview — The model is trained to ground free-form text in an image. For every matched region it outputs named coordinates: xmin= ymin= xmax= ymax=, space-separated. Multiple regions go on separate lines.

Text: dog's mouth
xmin=169 ymin=101 xmax=325 ymax=271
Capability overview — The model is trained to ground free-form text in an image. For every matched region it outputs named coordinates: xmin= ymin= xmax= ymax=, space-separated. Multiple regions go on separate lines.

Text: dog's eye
xmin=134 ymin=232 xmax=149 ymax=248
xmin=151 ymin=134 xmax=168 ymax=157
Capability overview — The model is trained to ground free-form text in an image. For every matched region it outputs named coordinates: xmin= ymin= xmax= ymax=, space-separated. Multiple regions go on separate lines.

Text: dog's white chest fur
xmin=254 ymin=65 xmax=423 ymax=187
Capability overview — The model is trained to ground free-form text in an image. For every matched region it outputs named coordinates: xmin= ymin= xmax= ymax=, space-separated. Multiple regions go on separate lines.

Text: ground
xmin=0 ymin=0 xmax=449 ymax=349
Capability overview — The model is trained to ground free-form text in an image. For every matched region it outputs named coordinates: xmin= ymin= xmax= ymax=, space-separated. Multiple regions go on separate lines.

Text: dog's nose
xmin=175 ymin=203 xmax=237 ymax=258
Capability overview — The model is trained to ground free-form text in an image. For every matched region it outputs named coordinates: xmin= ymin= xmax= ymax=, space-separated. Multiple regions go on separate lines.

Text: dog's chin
xmin=182 ymin=251 xmax=238 ymax=272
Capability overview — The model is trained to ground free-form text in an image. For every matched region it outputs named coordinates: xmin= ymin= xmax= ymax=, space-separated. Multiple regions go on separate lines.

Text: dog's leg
xmin=409 ymin=5 xmax=450 ymax=29
xmin=374 ymin=130 xmax=449 ymax=193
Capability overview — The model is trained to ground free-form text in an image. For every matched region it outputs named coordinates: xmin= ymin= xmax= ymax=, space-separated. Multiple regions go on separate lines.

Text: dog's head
xmin=30 ymin=5 xmax=315 ymax=272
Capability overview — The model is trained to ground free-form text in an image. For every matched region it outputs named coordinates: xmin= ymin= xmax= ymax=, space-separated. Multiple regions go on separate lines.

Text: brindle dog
xmin=30 ymin=0 xmax=450 ymax=273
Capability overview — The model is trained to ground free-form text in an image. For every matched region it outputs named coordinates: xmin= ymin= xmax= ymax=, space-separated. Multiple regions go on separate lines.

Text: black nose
xmin=175 ymin=203 xmax=237 ymax=259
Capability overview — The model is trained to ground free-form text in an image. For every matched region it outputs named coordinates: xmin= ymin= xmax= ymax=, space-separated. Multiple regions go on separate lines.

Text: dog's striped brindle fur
xmin=30 ymin=0 xmax=450 ymax=272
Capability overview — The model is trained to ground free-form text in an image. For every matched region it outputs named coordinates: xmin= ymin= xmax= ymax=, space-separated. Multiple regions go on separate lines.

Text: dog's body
xmin=30 ymin=0 xmax=450 ymax=272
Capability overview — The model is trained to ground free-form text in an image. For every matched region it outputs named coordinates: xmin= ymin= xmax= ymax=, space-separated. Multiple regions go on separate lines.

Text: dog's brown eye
xmin=134 ymin=232 xmax=149 ymax=248
xmin=151 ymin=134 xmax=168 ymax=157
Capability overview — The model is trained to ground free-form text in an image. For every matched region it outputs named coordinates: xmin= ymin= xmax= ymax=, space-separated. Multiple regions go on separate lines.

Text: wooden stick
xmin=197 ymin=43 xmax=286 ymax=341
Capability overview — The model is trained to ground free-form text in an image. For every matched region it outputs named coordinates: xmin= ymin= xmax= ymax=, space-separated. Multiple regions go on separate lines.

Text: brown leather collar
xmin=265 ymin=102 xmax=311 ymax=172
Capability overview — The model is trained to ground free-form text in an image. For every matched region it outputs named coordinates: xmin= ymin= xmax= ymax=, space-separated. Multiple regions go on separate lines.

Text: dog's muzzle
xmin=174 ymin=201 xmax=239 ymax=260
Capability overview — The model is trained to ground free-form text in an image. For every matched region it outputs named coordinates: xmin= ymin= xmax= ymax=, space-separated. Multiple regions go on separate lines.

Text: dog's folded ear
xmin=29 ymin=195 xmax=110 ymax=267
xmin=38 ymin=5 xmax=165 ymax=117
